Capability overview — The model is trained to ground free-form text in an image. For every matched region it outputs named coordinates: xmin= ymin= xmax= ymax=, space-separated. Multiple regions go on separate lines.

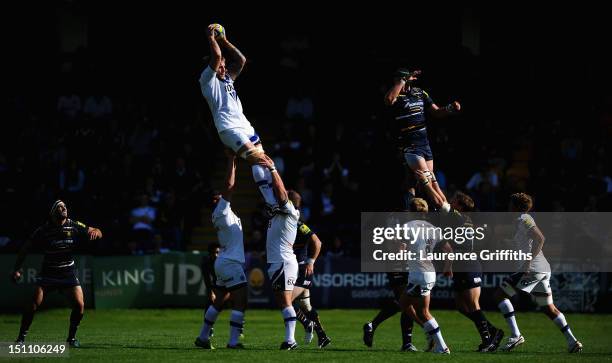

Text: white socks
xmin=199 ymin=306 xmax=220 ymax=341
xmin=281 ymin=306 xmax=297 ymax=344
xmin=229 ymin=310 xmax=245 ymax=346
xmin=553 ymin=313 xmax=577 ymax=344
xmin=252 ymin=165 xmax=277 ymax=206
xmin=498 ymin=299 xmax=521 ymax=338
xmin=423 ymin=318 xmax=447 ymax=351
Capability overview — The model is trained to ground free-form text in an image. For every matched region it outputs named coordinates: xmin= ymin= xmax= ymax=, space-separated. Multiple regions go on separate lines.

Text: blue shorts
xmin=403 ymin=143 xmax=434 ymax=163
xmin=36 ymin=267 xmax=80 ymax=290
xmin=295 ymin=264 xmax=313 ymax=289
xmin=452 ymin=271 xmax=483 ymax=291
xmin=452 ymin=260 xmax=482 ymax=291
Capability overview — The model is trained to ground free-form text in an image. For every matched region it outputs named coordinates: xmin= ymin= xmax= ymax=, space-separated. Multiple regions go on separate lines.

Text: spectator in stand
xmin=156 ymin=190 xmax=184 ymax=250
xmin=57 ymin=93 xmax=81 ymax=120
xmin=129 ymin=193 xmax=157 ymax=254
xmin=323 ymin=152 xmax=350 ymax=186
xmin=285 ymin=87 xmax=314 ymax=121
xmin=59 ymin=160 xmax=86 ymax=193
xmin=325 ymin=236 xmax=345 ymax=258
xmin=466 ymin=163 xmax=499 ymax=192
xmin=83 ymin=94 xmax=113 ymax=120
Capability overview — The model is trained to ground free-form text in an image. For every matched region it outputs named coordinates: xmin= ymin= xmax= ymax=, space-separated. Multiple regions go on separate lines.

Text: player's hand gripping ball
xmin=211 ymin=24 xmax=225 ymax=40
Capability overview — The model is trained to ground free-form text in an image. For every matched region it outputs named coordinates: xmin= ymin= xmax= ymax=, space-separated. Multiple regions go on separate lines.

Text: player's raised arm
xmin=429 ymin=100 xmax=461 ymax=118
xmin=218 ymin=36 xmax=246 ymax=81
xmin=206 ymin=24 xmax=223 ymax=72
xmin=260 ymin=155 xmax=287 ymax=204
xmin=384 ymin=78 xmax=407 ymax=106
xmin=385 ymin=69 xmax=420 ymax=105
xmin=87 ymin=227 xmax=103 ymax=240
xmin=221 ymin=149 xmax=237 ymax=202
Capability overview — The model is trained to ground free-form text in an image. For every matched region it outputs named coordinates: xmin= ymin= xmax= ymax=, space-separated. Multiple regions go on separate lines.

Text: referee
xmin=11 ymin=200 xmax=102 ymax=347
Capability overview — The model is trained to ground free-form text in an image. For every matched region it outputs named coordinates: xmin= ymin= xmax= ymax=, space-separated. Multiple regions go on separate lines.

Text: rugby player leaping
xmin=200 ymin=24 xmax=280 ymax=213
xmin=385 ymin=69 xmax=460 ymax=211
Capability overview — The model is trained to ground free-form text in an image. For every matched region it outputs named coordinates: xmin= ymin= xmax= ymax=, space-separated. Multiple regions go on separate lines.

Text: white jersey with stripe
xmin=266 ymin=200 xmax=300 ymax=263
xmin=212 ymin=197 xmax=245 ymax=263
xmin=199 ymin=65 xmax=252 ymax=133
xmin=404 ymin=219 xmax=442 ymax=273
xmin=513 ymin=213 xmax=550 ymax=272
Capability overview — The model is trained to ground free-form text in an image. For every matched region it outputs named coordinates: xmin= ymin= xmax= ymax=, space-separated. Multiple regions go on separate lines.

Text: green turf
xmin=1 ymin=309 xmax=610 ymax=362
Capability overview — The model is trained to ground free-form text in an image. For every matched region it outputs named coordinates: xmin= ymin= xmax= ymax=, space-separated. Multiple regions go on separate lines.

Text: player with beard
xmin=11 ymin=200 xmax=102 ymax=347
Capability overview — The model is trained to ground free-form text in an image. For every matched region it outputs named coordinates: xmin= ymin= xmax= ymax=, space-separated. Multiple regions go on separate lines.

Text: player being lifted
xmin=11 ymin=200 xmax=103 ymax=347
xmin=200 ymin=23 xmax=281 ymax=214
xmin=259 ymin=155 xmax=300 ymax=350
xmin=290 ymin=204 xmax=332 ymax=348
xmin=384 ymin=69 xmax=460 ymax=211
xmin=196 ymin=150 xmax=247 ymax=349
xmin=494 ymin=193 xmax=583 ymax=353
xmin=399 ymin=198 xmax=451 ymax=354
xmin=442 ymin=192 xmax=504 ymax=352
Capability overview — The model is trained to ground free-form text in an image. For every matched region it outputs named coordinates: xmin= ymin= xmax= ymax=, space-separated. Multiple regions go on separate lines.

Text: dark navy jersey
xmin=391 ymin=87 xmax=433 ymax=146
xmin=30 ymin=219 xmax=89 ymax=273
xmin=441 ymin=209 xmax=475 ymax=253
xmin=293 ymin=221 xmax=314 ymax=263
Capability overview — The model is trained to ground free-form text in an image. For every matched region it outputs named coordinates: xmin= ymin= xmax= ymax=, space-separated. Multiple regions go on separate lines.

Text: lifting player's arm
xmin=217 ymin=36 xmax=246 ymax=80
xmin=221 ymin=149 xmax=237 ymax=202
xmin=260 ymin=155 xmax=288 ymax=204
xmin=206 ymin=24 xmax=223 ymax=72
xmin=305 ymin=233 xmax=322 ymax=277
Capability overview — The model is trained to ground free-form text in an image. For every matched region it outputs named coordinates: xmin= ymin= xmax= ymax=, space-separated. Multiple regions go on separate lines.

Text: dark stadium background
xmin=2 ymin=2 xmax=610 ymax=259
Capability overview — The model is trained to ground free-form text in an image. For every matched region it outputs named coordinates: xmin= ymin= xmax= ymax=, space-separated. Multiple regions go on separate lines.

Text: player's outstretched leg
xmin=542 ymin=303 xmax=582 ymax=353
xmin=295 ymin=308 xmax=315 ymax=343
xmin=495 ymin=287 xmax=524 ymax=351
xmin=16 ymin=287 xmax=45 ymax=343
xmin=455 ymin=286 xmax=504 ymax=352
xmin=195 ymin=289 xmax=228 ymax=349
xmin=402 ymin=292 xmax=449 ymax=354
xmin=65 ymin=286 xmax=85 ymax=348
xmin=226 ymin=285 xmax=247 ymax=349
xmin=294 ymin=290 xmax=330 ymax=348
xmin=241 ymin=144 xmax=280 ymax=211
xmin=400 ymin=312 xmax=418 ymax=351
xmin=363 ymin=299 xmax=400 ymax=347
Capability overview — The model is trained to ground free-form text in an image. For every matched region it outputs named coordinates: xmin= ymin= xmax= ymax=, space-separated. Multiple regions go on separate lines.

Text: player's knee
xmin=298 ymin=296 xmax=312 ymax=312
xmin=534 ymin=293 xmax=553 ymax=308
xmin=74 ymin=301 xmax=85 ymax=313
xmin=540 ymin=301 xmax=558 ymax=316
xmin=243 ymin=145 xmax=265 ymax=162
xmin=497 ymin=282 xmax=516 ymax=300
xmin=28 ymin=302 xmax=40 ymax=313
xmin=415 ymin=169 xmax=435 ymax=187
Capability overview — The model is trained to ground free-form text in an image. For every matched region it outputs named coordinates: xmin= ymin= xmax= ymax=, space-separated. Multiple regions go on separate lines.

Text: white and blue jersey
xmin=199 ymin=65 xmax=252 ymax=134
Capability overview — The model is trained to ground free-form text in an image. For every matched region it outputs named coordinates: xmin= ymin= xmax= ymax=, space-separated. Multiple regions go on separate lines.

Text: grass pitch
xmin=1 ymin=309 xmax=611 ymax=362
